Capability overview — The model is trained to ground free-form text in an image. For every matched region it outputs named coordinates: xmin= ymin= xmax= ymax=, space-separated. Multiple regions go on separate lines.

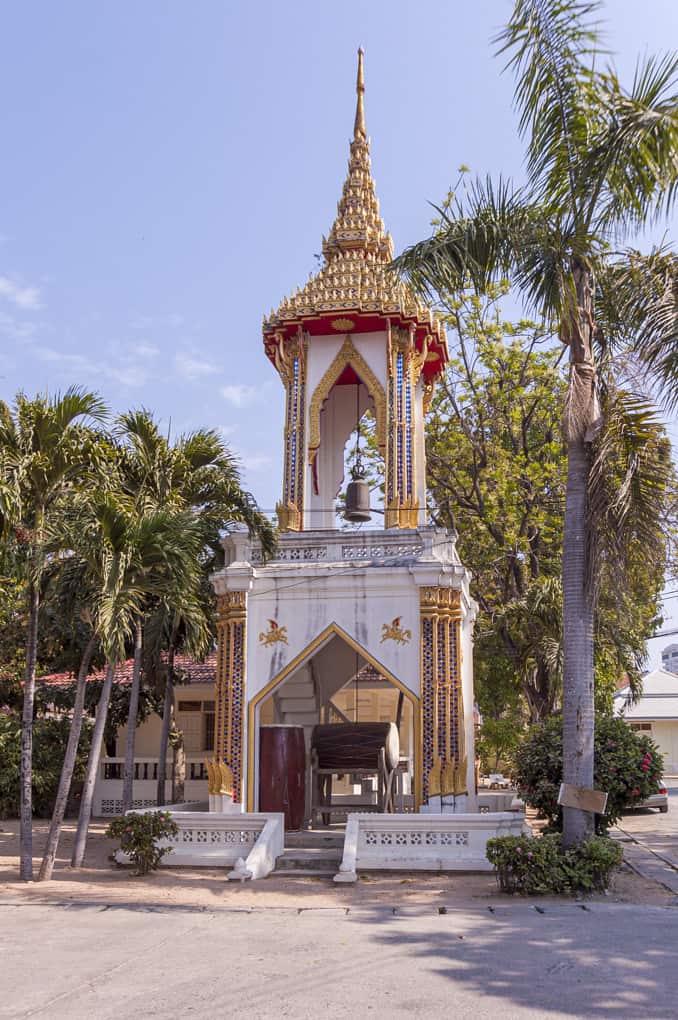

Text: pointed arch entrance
xmin=246 ymin=622 xmax=421 ymax=812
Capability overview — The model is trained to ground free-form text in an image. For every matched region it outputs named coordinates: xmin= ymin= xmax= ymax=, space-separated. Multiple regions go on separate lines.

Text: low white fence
xmin=334 ymin=812 xmax=530 ymax=882
xmin=118 ymin=808 xmax=284 ymax=879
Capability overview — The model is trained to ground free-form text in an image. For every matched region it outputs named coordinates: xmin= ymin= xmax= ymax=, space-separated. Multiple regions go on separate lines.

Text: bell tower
xmin=263 ymin=49 xmax=448 ymax=532
xmin=210 ymin=51 xmax=477 ymax=820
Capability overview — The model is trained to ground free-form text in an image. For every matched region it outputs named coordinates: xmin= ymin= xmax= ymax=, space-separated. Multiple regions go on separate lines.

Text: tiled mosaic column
xmin=386 ymin=326 xmax=423 ymax=529
xmin=214 ymin=591 xmax=247 ymax=803
xmin=274 ymin=331 xmax=306 ymax=532
xmin=419 ymin=587 xmax=464 ymax=803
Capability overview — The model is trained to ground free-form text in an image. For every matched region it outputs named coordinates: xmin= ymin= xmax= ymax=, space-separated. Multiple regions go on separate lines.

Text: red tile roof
xmin=37 ymin=652 xmax=218 ymax=688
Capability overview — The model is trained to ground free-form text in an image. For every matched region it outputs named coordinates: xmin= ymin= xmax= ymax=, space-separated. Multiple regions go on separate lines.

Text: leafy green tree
xmin=394 ymin=0 xmax=678 ymax=846
xmin=0 ymin=388 xmax=106 ymax=879
xmin=476 ymin=716 xmax=522 ymax=774
xmin=427 ymin=291 xmax=671 ymax=723
xmin=427 ymin=290 xmax=567 ymax=719
xmin=0 ymin=711 xmax=91 ymax=819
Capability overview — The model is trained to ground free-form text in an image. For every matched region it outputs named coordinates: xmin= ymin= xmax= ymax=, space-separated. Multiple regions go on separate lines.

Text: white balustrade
xmin=117 ymin=809 xmax=284 ymax=878
xmin=249 ymin=528 xmax=432 ymax=565
xmin=334 ymin=812 xmax=530 ymax=882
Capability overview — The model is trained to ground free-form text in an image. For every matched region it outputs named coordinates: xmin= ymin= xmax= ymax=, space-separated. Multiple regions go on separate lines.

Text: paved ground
xmin=614 ymin=778 xmax=678 ymax=892
xmin=1 ymin=899 xmax=677 ymax=1019
xmin=0 ymin=797 xmax=676 ymax=1019
xmin=617 ymin=778 xmax=678 ymax=864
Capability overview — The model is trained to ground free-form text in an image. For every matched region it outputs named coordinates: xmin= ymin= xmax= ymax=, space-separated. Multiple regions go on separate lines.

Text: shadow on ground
xmin=351 ymin=902 xmax=676 ymax=1017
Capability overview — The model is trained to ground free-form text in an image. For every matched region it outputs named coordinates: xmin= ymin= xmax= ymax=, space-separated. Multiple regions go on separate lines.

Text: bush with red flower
xmin=513 ymin=714 xmax=663 ymax=832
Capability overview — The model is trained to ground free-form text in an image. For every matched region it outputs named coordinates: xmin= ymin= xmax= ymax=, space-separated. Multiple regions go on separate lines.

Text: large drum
xmin=311 ymin=722 xmax=400 ymax=772
xmin=259 ymin=725 xmax=306 ymax=830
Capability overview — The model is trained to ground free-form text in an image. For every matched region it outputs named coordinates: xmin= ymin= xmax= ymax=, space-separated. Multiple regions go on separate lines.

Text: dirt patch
xmin=0 ymin=818 xmax=672 ymax=910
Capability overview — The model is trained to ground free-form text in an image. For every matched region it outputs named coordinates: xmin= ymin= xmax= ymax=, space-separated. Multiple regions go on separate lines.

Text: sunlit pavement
xmin=1 ymin=899 xmax=677 ymax=1019
xmin=616 ymin=779 xmax=678 ymax=880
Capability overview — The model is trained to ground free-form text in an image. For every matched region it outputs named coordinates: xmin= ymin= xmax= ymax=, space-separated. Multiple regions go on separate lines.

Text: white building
xmin=614 ymin=668 xmax=678 ymax=774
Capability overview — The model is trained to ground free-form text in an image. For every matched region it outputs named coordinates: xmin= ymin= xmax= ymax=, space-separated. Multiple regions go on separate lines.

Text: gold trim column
xmin=419 ymin=587 xmax=464 ymax=803
xmin=213 ymin=591 xmax=247 ymax=803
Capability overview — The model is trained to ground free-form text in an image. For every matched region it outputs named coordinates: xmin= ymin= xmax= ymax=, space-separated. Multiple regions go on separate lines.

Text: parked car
xmin=627 ymin=780 xmax=669 ymax=814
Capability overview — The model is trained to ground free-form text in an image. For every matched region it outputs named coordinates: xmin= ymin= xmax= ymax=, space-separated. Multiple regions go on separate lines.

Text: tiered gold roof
xmin=262 ymin=50 xmax=446 ymax=347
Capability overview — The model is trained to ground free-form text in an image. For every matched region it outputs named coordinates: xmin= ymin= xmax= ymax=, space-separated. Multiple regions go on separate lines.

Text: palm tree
xmin=69 ymin=493 xmax=204 ymax=865
xmin=37 ymin=627 xmax=98 ymax=882
xmin=116 ymin=506 xmax=205 ymax=815
xmin=37 ymin=482 xmax=130 ymax=881
xmin=115 ymin=413 xmax=274 ymax=812
xmin=393 ymin=0 xmax=678 ymax=846
xmin=0 ymin=388 xmax=106 ymax=879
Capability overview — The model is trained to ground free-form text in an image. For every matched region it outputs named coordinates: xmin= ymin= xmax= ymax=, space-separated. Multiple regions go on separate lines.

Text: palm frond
xmin=588 ymin=387 xmax=673 ymax=595
xmin=393 ymin=176 xmax=569 ymax=323
xmin=51 ymin=387 xmax=108 ymax=432
xmin=586 ymin=55 xmax=678 ymax=231
xmin=595 ymin=248 xmax=678 ymax=408
xmin=497 ymin=0 xmax=606 ymax=206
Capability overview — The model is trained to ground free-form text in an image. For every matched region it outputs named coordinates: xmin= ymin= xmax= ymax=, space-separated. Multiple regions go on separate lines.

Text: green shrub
xmin=513 ymin=714 xmax=663 ymax=832
xmin=486 ymin=833 xmax=623 ymax=895
xmin=106 ymin=811 xmax=179 ymax=875
xmin=0 ymin=710 xmax=91 ymax=818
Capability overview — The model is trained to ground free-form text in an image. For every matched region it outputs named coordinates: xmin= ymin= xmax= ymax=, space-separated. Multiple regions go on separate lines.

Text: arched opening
xmin=306 ymin=338 xmax=387 ymax=530
xmin=247 ymin=624 xmax=419 ymax=821
xmin=335 ymin=406 xmax=385 ymax=527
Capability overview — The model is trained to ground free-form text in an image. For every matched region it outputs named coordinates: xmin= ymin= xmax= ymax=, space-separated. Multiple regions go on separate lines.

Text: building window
xmin=629 ymin=722 xmax=652 ymax=731
xmin=177 ymin=700 xmax=201 ymax=712
xmin=203 ymin=711 xmax=215 ymax=752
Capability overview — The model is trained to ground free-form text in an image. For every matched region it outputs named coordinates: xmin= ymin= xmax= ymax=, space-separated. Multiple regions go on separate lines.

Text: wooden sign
xmin=558 ymin=783 xmax=608 ymax=814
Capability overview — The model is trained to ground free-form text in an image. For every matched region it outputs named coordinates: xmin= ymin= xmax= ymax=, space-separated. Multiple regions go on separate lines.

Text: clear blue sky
xmin=2 ymin=1 xmax=678 ymax=663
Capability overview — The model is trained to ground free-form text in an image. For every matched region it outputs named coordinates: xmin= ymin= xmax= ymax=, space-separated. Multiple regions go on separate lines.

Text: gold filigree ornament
xmin=380 ymin=616 xmax=412 ymax=645
xmin=206 ymin=758 xmax=234 ymax=797
xmin=258 ymin=619 xmax=289 ymax=646
xmin=331 ymin=318 xmax=355 ymax=331
xmin=427 ymin=755 xmax=468 ymax=798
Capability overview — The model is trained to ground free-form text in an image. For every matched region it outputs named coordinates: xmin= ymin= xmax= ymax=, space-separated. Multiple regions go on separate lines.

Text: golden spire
xmin=319 ymin=47 xmax=392 ymax=264
xmin=354 ymin=47 xmax=366 ymax=140
xmin=262 ymin=50 xmax=448 ymax=373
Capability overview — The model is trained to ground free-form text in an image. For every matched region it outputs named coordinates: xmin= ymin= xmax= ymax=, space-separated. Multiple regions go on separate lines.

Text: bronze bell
xmin=345 ymin=474 xmax=372 ymax=523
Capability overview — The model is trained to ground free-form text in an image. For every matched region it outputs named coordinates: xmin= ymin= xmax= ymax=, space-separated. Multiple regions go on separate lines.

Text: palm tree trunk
xmin=561 ymin=435 xmax=595 ymax=848
xmin=172 ymin=729 xmax=186 ymax=804
xmin=19 ymin=579 xmax=40 ymax=882
xmin=156 ymin=641 xmax=176 ymax=806
xmin=38 ymin=631 xmax=98 ymax=882
xmin=121 ymin=615 xmax=143 ymax=814
xmin=72 ymin=661 xmax=115 ymax=868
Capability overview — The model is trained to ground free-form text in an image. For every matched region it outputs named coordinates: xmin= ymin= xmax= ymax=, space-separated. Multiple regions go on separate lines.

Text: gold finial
xmin=354 ymin=46 xmax=366 ymax=140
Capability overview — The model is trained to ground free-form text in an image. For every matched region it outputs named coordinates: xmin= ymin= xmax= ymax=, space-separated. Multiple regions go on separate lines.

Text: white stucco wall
xmin=650 ymin=720 xmax=678 ymax=774
xmin=305 ymin=331 xmax=387 ymax=399
xmin=215 ymin=528 xmax=478 ymax=812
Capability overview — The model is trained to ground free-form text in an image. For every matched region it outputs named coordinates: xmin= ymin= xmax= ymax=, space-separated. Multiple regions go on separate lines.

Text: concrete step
xmin=275 ymin=848 xmax=342 ymax=873
xmin=285 ymin=829 xmax=344 ymax=850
